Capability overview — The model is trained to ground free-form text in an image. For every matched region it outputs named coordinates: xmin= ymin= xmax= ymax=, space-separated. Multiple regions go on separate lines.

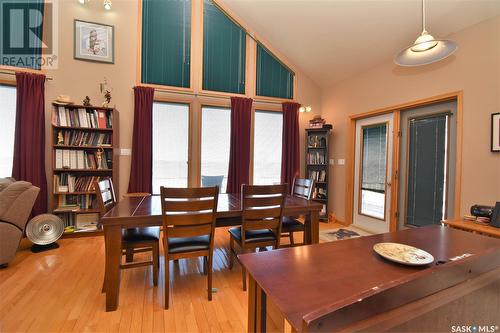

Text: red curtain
xmin=281 ymin=102 xmax=301 ymax=192
xmin=226 ymin=97 xmax=252 ymax=194
xmin=128 ymin=86 xmax=154 ymax=194
xmin=12 ymin=72 xmax=47 ymax=215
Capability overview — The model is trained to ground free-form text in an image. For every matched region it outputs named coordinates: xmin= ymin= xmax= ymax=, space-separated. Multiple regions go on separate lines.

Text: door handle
xmin=387 ymin=182 xmax=392 ymax=187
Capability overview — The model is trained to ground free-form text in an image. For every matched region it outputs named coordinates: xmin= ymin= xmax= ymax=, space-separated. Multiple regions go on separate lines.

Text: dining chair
xmin=228 ymin=184 xmax=287 ymax=291
xmin=280 ymin=178 xmax=315 ymax=246
xmin=94 ymin=179 xmax=160 ymax=292
xmin=160 ymin=186 xmax=219 ymax=309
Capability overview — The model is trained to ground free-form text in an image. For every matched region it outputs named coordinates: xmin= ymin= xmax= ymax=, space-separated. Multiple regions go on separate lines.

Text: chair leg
xmin=152 ymin=242 xmax=159 ymax=287
xmin=164 ymin=253 xmax=170 ymax=309
xmin=203 ymin=256 xmax=208 ymax=276
xmin=207 ymin=254 xmax=213 ymax=301
xmin=289 ymin=232 xmax=295 ymax=246
xmin=101 ymin=276 xmax=106 ymax=293
xmin=125 ymin=248 xmax=134 ymax=263
xmin=229 ymin=238 xmax=234 ymax=270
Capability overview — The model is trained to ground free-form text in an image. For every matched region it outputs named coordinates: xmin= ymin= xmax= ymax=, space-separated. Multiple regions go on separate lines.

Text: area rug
xmin=320 ymin=225 xmax=373 ymax=242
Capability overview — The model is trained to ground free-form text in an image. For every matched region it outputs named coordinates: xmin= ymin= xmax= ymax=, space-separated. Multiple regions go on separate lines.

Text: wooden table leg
xmin=304 ymin=211 xmax=320 ymax=244
xmin=248 ymin=274 xmax=267 ymax=333
xmin=104 ymin=224 xmax=122 ymax=311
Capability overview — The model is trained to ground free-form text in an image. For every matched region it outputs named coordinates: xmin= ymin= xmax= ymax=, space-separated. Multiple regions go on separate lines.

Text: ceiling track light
xmin=394 ymin=0 xmax=457 ymax=67
xmin=103 ymin=0 xmax=112 ymax=10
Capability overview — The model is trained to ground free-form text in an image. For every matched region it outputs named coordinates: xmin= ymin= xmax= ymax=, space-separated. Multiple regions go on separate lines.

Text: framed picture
xmin=492 ymin=112 xmax=500 ymax=152
xmin=74 ymin=20 xmax=114 ymax=64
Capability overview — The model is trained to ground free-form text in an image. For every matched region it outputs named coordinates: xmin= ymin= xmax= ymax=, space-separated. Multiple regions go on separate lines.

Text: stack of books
xmin=309 ymin=115 xmax=326 ymax=128
xmin=55 ymin=149 xmax=112 ymax=170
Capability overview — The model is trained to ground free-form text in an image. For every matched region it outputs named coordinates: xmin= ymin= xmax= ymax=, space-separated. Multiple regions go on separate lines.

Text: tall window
xmin=141 ymin=0 xmax=191 ymax=88
xmin=253 ymin=111 xmax=282 ymax=185
xmin=152 ymin=102 xmax=189 ymax=193
xmin=202 ymin=0 xmax=246 ymax=94
xmin=256 ymin=43 xmax=294 ymax=99
xmin=201 ymin=106 xmax=230 ymax=192
xmin=0 ymin=85 xmax=16 ymax=177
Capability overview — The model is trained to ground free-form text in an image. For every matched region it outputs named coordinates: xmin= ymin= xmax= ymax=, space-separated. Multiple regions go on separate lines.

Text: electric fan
xmin=25 ymin=214 xmax=65 ymax=253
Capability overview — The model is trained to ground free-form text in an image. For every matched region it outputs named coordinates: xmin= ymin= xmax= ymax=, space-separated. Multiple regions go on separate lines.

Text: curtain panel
xmin=226 ymin=97 xmax=252 ymax=194
xmin=12 ymin=72 xmax=47 ymax=215
xmin=281 ymin=102 xmax=300 ymax=192
xmin=128 ymin=86 xmax=154 ymax=194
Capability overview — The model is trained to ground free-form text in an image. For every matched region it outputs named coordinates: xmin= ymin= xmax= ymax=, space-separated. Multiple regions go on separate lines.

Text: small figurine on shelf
xmin=83 ymin=96 xmax=91 ymax=106
xmin=57 ymin=131 xmax=64 ymax=145
xmin=96 ymin=148 xmax=104 ymax=169
xmin=100 ymin=77 xmax=112 ymax=107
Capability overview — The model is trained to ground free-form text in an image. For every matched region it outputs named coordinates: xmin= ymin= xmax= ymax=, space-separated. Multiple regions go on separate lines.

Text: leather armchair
xmin=0 ymin=178 xmax=40 ymax=267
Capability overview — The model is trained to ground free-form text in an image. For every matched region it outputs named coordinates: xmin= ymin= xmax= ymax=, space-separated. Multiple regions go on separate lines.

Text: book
xmin=55 ymin=149 xmax=63 ymax=169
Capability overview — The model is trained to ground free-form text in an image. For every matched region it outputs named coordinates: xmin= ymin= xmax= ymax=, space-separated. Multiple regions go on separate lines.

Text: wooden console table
xmin=442 ymin=218 xmax=500 ymax=238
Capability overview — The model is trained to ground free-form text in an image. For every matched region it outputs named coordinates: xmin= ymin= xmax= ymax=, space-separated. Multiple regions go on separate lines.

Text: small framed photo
xmin=74 ymin=20 xmax=114 ymax=64
xmin=492 ymin=112 xmax=500 ymax=152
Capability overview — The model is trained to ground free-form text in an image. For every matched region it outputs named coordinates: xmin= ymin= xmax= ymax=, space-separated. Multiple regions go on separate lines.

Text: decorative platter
xmin=373 ymin=242 xmax=434 ymax=266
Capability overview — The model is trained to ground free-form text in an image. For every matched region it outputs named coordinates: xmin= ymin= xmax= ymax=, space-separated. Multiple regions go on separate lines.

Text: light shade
xmin=395 ymin=38 xmax=457 ymax=67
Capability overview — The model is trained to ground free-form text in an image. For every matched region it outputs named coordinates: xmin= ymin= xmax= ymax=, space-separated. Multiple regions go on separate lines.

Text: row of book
xmin=57 ymin=194 xmax=96 ymax=210
xmin=59 ymin=212 xmax=99 ymax=231
xmin=53 ymin=174 xmax=104 ymax=193
xmin=309 ymin=170 xmax=327 ymax=182
xmin=55 ymin=149 xmax=112 ymax=170
xmin=307 ymin=152 xmax=327 ymax=165
xmin=56 ymin=130 xmax=112 ymax=147
xmin=312 ymin=187 xmax=327 ymax=200
xmin=53 ymin=106 xmax=113 ymax=129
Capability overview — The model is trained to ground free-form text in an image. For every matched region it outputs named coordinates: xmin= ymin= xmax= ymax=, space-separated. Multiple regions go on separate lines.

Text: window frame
xmin=137 ymin=0 xmax=196 ymax=93
xmin=152 ymin=97 xmax=194 ymax=188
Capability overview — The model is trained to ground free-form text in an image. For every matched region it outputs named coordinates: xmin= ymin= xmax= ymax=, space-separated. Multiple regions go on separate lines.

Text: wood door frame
xmin=345 ymin=91 xmax=463 ymax=231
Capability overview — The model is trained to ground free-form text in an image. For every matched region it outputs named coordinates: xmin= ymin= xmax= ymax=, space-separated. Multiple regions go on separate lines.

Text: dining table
xmin=100 ymin=193 xmax=323 ymax=311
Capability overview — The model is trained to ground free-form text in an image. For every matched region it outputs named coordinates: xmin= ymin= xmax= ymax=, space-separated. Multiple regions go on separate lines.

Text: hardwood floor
xmin=0 ymin=223 xmax=343 ymax=332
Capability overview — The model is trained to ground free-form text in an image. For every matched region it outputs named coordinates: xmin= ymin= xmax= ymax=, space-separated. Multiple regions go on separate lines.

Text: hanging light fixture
xmin=394 ymin=0 xmax=457 ymax=67
xmin=103 ymin=0 xmax=112 ymax=10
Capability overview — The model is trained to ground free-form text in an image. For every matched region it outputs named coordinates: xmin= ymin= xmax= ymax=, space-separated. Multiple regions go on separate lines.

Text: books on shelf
xmin=307 ymin=151 xmax=326 ymax=165
xmin=55 ymin=130 xmax=112 ymax=147
xmin=309 ymin=170 xmax=327 ymax=182
xmin=53 ymin=106 xmax=112 ymax=129
xmin=75 ymin=213 xmax=99 ymax=231
xmin=55 ymin=149 xmax=112 ymax=169
xmin=53 ymin=174 xmax=102 ymax=193
xmin=312 ymin=187 xmax=327 ymax=200
xmin=57 ymin=194 xmax=96 ymax=210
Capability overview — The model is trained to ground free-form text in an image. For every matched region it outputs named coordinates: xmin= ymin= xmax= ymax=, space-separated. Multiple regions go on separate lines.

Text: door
xmin=353 ymin=113 xmax=393 ymax=234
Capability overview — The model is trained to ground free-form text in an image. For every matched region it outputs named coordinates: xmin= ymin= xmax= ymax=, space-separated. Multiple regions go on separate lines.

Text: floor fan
xmin=26 ymin=214 xmax=65 ymax=253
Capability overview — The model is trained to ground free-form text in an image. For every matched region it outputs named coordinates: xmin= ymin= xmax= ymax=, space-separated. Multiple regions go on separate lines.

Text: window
xmin=201 ymin=106 xmax=230 ymax=192
xmin=152 ymin=102 xmax=189 ymax=193
xmin=253 ymin=111 xmax=282 ymax=185
xmin=202 ymin=0 xmax=246 ymax=94
xmin=141 ymin=0 xmax=191 ymax=88
xmin=359 ymin=123 xmax=388 ymax=219
xmin=256 ymin=43 xmax=294 ymax=99
xmin=0 ymin=85 xmax=16 ymax=177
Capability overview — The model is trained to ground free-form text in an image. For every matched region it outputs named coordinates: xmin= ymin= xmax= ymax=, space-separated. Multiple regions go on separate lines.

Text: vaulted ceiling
xmin=222 ymin=0 xmax=500 ymax=88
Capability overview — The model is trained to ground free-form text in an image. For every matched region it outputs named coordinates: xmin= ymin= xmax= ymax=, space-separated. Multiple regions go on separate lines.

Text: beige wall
xmin=33 ymin=0 xmax=321 ymax=198
xmin=322 ymin=16 xmax=500 ymax=223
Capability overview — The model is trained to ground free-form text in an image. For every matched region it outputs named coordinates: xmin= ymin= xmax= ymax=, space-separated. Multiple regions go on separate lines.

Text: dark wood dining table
xmin=239 ymin=226 xmax=500 ymax=332
xmin=100 ymin=193 xmax=322 ymax=311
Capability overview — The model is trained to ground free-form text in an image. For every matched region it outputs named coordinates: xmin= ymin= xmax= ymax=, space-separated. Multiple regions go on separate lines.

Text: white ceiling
xmin=222 ymin=0 xmax=500 ymax=88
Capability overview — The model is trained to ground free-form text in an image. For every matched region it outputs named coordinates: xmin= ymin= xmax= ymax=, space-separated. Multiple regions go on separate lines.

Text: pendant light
xmin=394 ymin=0 xmax=457 ymax=67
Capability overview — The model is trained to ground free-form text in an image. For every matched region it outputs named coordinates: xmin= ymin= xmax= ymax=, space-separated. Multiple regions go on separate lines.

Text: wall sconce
xmin=78 ymin=0 xmax=89 ymax=4
xmin=103 ymin=0 xmax=112 ymax=10
xmin=299 ymin=106 xmax=312 ymax=113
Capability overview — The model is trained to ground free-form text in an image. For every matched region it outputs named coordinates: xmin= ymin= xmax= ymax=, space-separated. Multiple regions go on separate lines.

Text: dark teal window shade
xmin=0 ymin=0 xmax=44 ymax=70
xmin=406 ymin=114 xmax=448 ymax=227
xmin=256 ymin=44 xmax=294 ymax=99
xmin=141 ymin=0 xmax=191 ymax=88
xmin=202 ymin=0 xmax=246 ymax=94
xmin=361 ymin=124 xmax=387 ymax=193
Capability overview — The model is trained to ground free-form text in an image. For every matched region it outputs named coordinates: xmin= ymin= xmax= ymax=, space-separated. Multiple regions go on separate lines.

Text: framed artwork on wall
xmin=74 ymin=20 xmax=114 ymax=64
xmin=492 ymin=112 xmax=500 ymax=152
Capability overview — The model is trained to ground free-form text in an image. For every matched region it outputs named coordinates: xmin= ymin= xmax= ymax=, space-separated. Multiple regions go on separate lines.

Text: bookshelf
xmin=305 ymin=127 xmax=332 ymax=221
xmin=50 ymin=102 xmax=119 ymax=237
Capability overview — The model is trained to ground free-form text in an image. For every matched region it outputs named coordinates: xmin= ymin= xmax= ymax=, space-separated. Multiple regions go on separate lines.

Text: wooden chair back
xmin=292 ymin=178 xmax=315 ymax=200
xmin=94 ymin=178 xmax=116 ymax=216
xmin=241 ymin=184 xmax=287 ymax=246
xmin=160 ymin=186 xmax=219 ymax=243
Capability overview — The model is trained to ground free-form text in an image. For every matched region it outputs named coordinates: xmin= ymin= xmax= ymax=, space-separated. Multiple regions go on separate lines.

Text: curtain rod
xmin=0 ymin=70 xmax=53 ymax=81
xmin=149 ymin=86 xmax=284 ymax=105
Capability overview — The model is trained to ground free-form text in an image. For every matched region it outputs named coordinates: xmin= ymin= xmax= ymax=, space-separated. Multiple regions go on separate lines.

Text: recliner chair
xmin=0 ymin=178 xmax=40 ymax=267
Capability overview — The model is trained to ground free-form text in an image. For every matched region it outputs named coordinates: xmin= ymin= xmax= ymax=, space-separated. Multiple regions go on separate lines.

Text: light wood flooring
xmin=0 ymin=223 xmax=343 ymax=333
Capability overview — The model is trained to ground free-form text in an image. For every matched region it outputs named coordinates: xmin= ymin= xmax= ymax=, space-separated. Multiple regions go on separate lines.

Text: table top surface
xmin=442 ymin=218 xmax=500 ymax=237
xmin=102 ymin=193 xmax=322 ymax=222
xmin=239 ymin=226 xmax=500 ymax=330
